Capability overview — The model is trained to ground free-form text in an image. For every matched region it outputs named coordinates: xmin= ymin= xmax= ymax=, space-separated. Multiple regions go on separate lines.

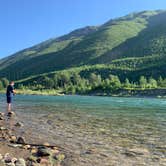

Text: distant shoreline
xmin=1 ymin=88 xmax=166 ymax=98
xmin=86 ymin=88 xmax=166 ymax=98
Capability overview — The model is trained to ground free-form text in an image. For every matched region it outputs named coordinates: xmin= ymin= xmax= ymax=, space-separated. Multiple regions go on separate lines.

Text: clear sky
xmin=0 ymin=0 xmax=166 ymax=58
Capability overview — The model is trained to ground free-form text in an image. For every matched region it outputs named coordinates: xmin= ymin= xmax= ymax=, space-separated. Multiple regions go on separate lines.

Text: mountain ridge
xmin=0 ymin=10 xmax=166 ymax=81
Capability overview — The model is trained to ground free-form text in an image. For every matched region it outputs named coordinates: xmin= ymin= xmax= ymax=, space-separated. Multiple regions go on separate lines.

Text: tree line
xmin=0 ymin=73 xmax=166 ymax=94
xmin=5 ymin=72 xmax=165 ymax=94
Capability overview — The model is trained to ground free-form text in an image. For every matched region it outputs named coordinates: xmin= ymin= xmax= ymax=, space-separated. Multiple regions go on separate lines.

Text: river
xmin=0 ymin=94 xmax=166 ymax=166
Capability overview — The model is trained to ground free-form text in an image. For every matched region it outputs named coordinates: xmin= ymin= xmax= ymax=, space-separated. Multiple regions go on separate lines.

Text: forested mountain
xmin=0 ymin=10 xmax=166 ymax=83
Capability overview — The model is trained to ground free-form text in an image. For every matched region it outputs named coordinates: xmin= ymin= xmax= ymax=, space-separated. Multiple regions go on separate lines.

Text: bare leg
xmin=7 ymin=103 xmax=11 ymax=112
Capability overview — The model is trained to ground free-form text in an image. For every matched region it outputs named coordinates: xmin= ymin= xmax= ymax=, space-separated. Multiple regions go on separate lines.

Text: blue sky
xmin=0 ymin=0 xmax=166 ymax=58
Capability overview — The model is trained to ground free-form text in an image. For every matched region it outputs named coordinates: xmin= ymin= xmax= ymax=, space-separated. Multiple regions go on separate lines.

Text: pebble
xmin=124 ymin=148 xmax=150 ymax=157
xmin=0 ymin=127 xmax=7 ymax=130
xmin=51 ymin=149 xmax=60 ymax=155
xmin=23 ymin=144 xmax=31 ymax=149
xmin=8 ymin=144 xmax=23 ymax=148
xmin=0 ymin=112 xmax=4 ymax=117
xmin=0 ymin=154 xmax=3 ymax=160
xmin=7 ymin=112 xmax=15 ymax=117
xmin=14 ymin=122 xmax=24 ymax=127
xmin=54 ymin=154 xmax=65 ymax=161
xmin=53 ymin=146 xmax=59 ymax=150
xmin=17 ymin=137 xmax=25 ymax=144
xmin=11 ymin=157 xmax=18 ymax=163
xmin=40 ymin=158 xmax=49 ymax=164
xmin=0 ymin=116 xmax=4 ymax=120
xmin=15 ymin=158 xmax=26 ymax=166
xmin=4 ymin=153 xmax=12 ymax=163
xmin=85 ymin=148 xmax=97 ymax=154
xmin=31 ymin=148 xmax=38 ymax=154
xmin=6 ymin=163 xmax=15 ymax=166
xmin=10 ymin=135 xmax=17 ymax=143
xmin=37 ymin=146 xmax=51 ymax=157
xmin=43 ymin=142 xmax=50 ymax=146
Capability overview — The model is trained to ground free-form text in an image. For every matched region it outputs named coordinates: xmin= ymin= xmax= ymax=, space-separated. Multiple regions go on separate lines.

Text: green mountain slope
xmin=0 ymin=10 xmax=166 ymax=82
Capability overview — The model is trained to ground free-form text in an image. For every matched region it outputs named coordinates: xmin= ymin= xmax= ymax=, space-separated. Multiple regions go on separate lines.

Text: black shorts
xmin=7 ymin=96 xmax=12 ymax=103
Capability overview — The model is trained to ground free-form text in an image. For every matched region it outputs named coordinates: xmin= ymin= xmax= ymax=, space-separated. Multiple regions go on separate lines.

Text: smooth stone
xmin=54 ymin=154 xmax=65 ymax=161
xmin=36 ymin=158 xmax=41 ymax=163
xmin=11 ymin=158 xmax=17 ymax=163
xmin=15 ymin=158 xmax=26 ymax=166
xmin=17 ymin=137 xmax=25 ymax=144
xmin=6 ymin=163 xmax=15 ymax=166
xmin=0 ymin=116 xmax=4 ymax=120
xmin=4 ymin=153 xmax=12 ymax=163
xmin=40 ymin=158 xmax=49 ymax=164
xmin=30 ymin=148 xmax=38 ymax=154
xmin=85 ymin=148 xmax=97 ymax=154
xmin=43 ymin=142 xmax=50 ymax=146
xmin=8 ymin=144 xmax=23 ymax=148
xmin=37 ymin=147 xmax=51 ymax=157
xmin=0 ymin=127 xmax=7 ymax=130
xmin=99 ymin=153 xmax=109 ymax=157
xmin=23 ymin=144 xmax=31 ymax=149
xmin=46 ymin=120 xmax=53 ymax=125
xmin=52 ymin=146 xmax=59 ymax=150
xmin=123 ymin=151 xmax=136 ymax=157
xmin=7 ymin=112 xmax=15 ymax=117
xmin=51 ymin=149 xmax=60 ymax=155
xmin=10 ymin=136 xmax=17 ymax=143
xmin=124 ymin=148 xmax=150 ymax=157
xmin=14 ymin=122 xmax=24 ymax=127
xmin=0 ymin=154 xmax=3 ymax=160
xmin=127 ymin=148 xmax=149 ymax=155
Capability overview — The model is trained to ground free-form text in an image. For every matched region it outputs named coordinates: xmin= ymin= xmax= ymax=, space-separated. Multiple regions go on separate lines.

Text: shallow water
xmin=0 ymin=94 xmax=166 ymax=166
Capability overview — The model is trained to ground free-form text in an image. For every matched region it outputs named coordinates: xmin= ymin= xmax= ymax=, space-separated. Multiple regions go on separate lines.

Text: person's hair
xmin=10 ymin=81 xmax=14 ymax=84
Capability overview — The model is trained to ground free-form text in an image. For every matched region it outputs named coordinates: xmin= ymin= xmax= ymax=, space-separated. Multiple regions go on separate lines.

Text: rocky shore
xmin=0 ymin=112 xmax=66 ymax=166
xmin=87 ymin=88 xmax=166 ymax=98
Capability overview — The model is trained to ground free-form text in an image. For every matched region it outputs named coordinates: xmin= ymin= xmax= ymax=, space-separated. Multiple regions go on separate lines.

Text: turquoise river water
xmin=0 ymin=94 xmax=166 ymax=166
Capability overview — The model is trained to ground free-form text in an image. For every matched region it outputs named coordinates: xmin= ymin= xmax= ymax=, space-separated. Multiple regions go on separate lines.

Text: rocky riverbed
xmin=0 ymin=112 xmax=66 ymax=166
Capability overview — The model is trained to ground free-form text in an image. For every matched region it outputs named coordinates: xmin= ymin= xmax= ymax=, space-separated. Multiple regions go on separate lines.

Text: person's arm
xmin=11 ymin=86 xmax=16 ymax=94
xmin=13 ymin=89 xmax=16 ymax=94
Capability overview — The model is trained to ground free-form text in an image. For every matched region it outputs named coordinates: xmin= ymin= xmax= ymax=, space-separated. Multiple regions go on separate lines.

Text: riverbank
xmin=0 ymin=89 xmax=64 ymax=96
xmin=1 ymin=88 xmax=166 ymax=98
xmin=0 ymin=112 xmax=66 ymax=166
xmin=87 ymin=88 xmax=166 ymax=98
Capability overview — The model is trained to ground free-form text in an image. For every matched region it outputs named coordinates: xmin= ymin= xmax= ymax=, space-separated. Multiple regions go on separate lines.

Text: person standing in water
xmin=6 ymin=81 xmax=16 ymax=113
